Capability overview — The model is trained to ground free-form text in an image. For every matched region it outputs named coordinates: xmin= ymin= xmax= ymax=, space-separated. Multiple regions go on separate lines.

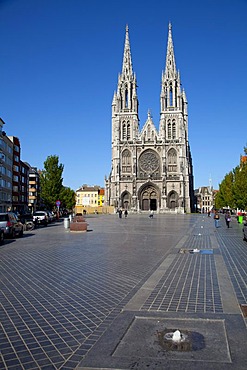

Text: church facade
xmin=105 ymin=24 xmax=194 ymax=213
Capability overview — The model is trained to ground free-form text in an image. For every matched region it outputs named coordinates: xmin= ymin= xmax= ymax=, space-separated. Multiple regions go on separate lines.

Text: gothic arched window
xmin=127 ymin=122 xmax=130 ymax=140
xmin=122 ymin=122 xmax=126 ymax=140
xmin=169 ymin=84 xmax=173 ymax=106
xmin=167 ymin=121 xmax=171 ymax=139
xmin=125 ymin=85 xmax=128 ymax=108
xmin=122 ymin=149 xmax=131 ymax=173
xmin=172 ymin=120 xmax=176 ymax=139
xmin=167 ymin=148 xmax=177 ymax=172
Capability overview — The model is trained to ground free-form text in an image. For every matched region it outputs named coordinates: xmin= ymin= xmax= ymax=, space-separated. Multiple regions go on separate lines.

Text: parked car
xmin=0 ymin=228 xmax=4 ymax=245
xmin=243 ymin=221 xmax=247 ymax=241
xmin=33 ymin=211 xmax=48 ymax=226
xmin=47 ymin=211 xmax=55 ymax=223
xmin=0 ymin=212 xmax=24 ymax=238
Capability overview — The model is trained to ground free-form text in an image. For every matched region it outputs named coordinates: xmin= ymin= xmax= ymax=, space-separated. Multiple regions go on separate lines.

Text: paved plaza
xmin=0 ymin=213 xmax=246 ymax=369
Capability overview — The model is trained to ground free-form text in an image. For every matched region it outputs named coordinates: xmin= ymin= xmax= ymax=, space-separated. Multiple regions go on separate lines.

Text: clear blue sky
xmin=1 ymin=0 xmax=246 ymax=191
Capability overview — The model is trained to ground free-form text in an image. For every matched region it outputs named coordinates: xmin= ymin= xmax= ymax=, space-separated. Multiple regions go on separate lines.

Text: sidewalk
xmin=0 ymin=214 xmax=246 ymax=369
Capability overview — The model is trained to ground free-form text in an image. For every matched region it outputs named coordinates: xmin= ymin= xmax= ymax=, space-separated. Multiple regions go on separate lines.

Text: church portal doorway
xmin=139 ymin=184 xmax=159 ymax=211
xmin=167 ymin=191 xmax=178 ymax=210
xmin=121 ymin=191 xmax=131 ymax=210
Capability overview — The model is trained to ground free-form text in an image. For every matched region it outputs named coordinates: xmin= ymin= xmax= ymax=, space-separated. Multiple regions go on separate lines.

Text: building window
xmin=167 ymin=121 xmax=171 ymax=139
xmin=122 ymin=122 xmax=126 ymax=140
xmin=127 ymin=123 xmax=130 ymax=140
xmin=172 ymin=120 xmax=176 ymax=139
xmin=169 ymin=85 xmax=173 ymax=106
xmin=167 ymin=148 xmax=177 ymax=172
xmin=125 ymin=87 xmax=128 ymax=108
xmin=122 ymin=149 xmax=131 ymax=173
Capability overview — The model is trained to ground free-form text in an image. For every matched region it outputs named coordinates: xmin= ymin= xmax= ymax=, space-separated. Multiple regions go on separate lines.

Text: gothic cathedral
xmin=105 ymin=24 xmax=194 ymax=213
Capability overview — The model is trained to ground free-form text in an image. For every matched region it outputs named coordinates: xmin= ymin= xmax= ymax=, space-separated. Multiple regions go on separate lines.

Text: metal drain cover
xmin=179 ymin=248 xmax=213 ymax=254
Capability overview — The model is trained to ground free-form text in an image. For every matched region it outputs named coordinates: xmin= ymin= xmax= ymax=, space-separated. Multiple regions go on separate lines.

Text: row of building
xmin=0 ymin=118 xmax=40 ymax=214
xmin=74 ymin=184 xmax=217 ymax=215
xmin=0 ymin=114 xmax=216 ymax=216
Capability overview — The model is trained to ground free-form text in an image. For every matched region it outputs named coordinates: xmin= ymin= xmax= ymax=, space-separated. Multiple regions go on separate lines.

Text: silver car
xmin=0 ymin=212 xmax=24 ymax=238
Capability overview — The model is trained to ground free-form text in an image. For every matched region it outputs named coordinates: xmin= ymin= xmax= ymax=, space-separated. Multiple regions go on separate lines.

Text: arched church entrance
xmin=139 ymin=184 xmax=159 ymax=211
xmin=121 ymin=191 xmax=131 ymax=210
xmin=167 ymin=191 xmax=178 ymax=210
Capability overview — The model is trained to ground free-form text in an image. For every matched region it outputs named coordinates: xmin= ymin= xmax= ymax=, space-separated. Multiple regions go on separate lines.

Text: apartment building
xmin=0 ymin=119 xmax=13 ymax=212
xmin=8 ymin=136 xmax=29 ymax=214
xmin=25 ymin=163 xmax=40 ymax=213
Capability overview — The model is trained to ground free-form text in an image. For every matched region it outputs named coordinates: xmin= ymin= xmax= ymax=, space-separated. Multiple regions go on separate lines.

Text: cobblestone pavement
xmin=0 ymin=214 xmax=246 ymax=369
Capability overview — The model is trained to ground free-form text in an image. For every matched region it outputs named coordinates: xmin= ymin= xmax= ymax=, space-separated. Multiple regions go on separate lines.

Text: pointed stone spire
xmin=121 ymin=24 xmax=133 ymax=79
xmin=164 ymin=22 xmax=177 ymax=79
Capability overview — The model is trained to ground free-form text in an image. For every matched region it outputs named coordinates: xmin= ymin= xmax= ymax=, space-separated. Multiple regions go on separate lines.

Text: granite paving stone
xmin=0 ymin=214 xmax=246 ymax=369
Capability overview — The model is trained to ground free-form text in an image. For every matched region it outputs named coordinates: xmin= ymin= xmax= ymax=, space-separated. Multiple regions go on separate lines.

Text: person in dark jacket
xmin=225 ymin=211 xmax=231 ymax=228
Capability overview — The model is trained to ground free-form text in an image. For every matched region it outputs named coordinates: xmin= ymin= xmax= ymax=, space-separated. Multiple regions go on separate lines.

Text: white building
xmin=105 ymin=24 xmax=194 ymax=213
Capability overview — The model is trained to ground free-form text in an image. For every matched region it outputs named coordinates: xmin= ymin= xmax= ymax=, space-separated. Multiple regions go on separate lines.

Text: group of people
xmin=117 ymin=209 xmax=128 ymax=218
xmin=213 ymin=210 xmax=232 ymax=228
xmin=117 ymin=209 xmax=155 ymax=219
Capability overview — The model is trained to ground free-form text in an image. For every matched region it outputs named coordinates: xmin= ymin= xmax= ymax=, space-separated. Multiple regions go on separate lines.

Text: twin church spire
xmin=116 ymin=23 xmax=182 ymax=117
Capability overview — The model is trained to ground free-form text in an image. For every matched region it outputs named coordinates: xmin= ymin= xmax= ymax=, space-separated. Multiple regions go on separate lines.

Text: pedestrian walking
xmin=225 ymin=211 xmax=231 ymax=228
xmin=149 ymin=210 xmax=154 ymax=218
xmin=214 ymin=211 xmax=220 ymax=228
xmin=124 ymin=209 xmax=128 ymax=218
xmin=118 ymin=209 xmax=122 ymax=219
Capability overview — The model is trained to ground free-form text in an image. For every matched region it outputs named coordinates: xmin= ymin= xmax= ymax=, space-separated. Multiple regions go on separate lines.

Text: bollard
xmin=64 ymin=218 xmax=70 ymax=229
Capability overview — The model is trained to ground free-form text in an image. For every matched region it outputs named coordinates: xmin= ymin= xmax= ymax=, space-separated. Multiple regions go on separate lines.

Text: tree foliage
xmin=60 ymin=187 xmax=76 ymax=211
xmin=233 ymin=165 xmax=247 ymax=210
xmin=40 ymin=155 xmax=64 ymax=210
xmin=216 ymin=148 xmax=247 ymax=211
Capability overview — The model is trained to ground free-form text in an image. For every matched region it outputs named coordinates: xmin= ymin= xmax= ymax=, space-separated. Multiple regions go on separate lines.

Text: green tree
xmin=40 ymin=155 xmax=64 ymax=210
xmin=233 ymin=164 xmax=247 ymax=210
xmin=215 ymin=171 xmax=234 ymax=209
xmin=216 ymin=146 xmax=247 ymax=211
xmin=60 ymin=187 xmax=76 ymax=211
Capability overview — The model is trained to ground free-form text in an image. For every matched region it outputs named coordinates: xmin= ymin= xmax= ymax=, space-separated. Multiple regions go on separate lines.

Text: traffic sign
xmin=56 ymin=200 xmax=61 ymax=206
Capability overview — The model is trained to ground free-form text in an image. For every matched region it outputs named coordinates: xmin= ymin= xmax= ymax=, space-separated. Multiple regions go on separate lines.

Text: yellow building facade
xmin=75 ymin=185 xmax=110 ymax=214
